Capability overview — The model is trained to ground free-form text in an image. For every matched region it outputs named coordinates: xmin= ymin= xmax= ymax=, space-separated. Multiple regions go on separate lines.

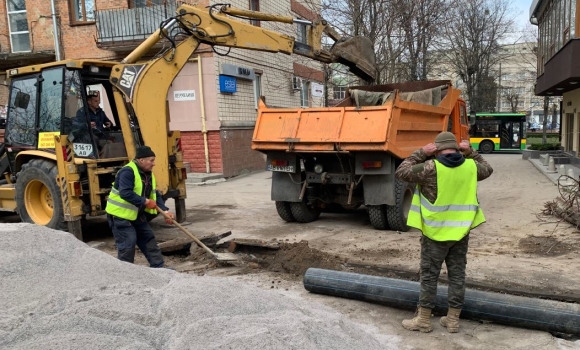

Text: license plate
xmin=267 ymin=165 xmax=294 ymax=172
xmin=73 ymin=143 xmax=94 ymax=157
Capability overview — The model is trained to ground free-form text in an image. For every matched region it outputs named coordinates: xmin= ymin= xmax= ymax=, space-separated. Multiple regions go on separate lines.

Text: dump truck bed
xmin=251 ymin=80 xmax=462 ymax=160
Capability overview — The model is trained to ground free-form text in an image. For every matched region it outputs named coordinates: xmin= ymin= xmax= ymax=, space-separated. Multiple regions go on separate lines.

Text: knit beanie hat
xmin=135 ymin=146 xmax=156 ymax=159
xmin=434 ymin=131 xmax=459 ymax=151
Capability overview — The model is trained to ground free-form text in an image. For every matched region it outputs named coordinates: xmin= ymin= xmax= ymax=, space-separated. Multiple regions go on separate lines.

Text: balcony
xmin=95 ymin=3 xmax=179 ymax=51
xmin=0 ymin=50 xmax=55 ymax=71
xmin=535 ymin=39 xmax=580 ymax=96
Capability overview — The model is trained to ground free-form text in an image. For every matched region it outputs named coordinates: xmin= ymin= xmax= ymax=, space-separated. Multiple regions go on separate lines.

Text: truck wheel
xmin=479 ymin=140 xmax=494 ymax=154
xmin=367 ymin=205 xmax=389 ymax=230
xmin=290 ymin=201 xmax=321 ymax=223
xmin=15 ymin=159 xmax=67 ymax=231
xmin=386 ymin=179 xmax=414 ymax=232
xmin=275 ymin=201 xmax=295 ymax=222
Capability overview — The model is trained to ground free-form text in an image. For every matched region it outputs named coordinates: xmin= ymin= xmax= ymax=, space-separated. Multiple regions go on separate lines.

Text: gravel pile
xmin=0 ymin=224 xmax=398 ymax=350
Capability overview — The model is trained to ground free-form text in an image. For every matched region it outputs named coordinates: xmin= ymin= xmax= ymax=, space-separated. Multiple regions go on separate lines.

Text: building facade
xmin=530 ymin=0 xmax=579 ymax=151
xmin=428 ymin=42 xmax=546 ymax=122
xmin=0 ymin=0 xmax=326 ymax=177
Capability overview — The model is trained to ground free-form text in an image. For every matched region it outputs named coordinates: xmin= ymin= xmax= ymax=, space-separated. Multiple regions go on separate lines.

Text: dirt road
xmin=3 ymin=153 xmax=580 ymax=348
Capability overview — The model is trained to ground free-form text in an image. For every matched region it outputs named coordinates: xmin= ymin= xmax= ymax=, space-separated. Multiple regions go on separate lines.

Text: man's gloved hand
xmin=164 ymin=212 xmax=175 ymax=225
xmin=144 ymin=198 xmax=157 ymax=209
xmin=459 ymin=140 xmax=472 ymax=156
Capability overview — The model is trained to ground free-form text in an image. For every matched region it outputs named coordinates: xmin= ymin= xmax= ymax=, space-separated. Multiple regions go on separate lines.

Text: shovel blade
xmin=214 ymin=252 xmax=239 ymax=261
xmin=330 ymin=35 xmax=376 ymax=83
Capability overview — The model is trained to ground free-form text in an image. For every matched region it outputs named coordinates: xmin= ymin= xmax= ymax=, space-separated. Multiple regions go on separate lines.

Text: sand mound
xmin=0 ymin=224 xmax=397 ymax=349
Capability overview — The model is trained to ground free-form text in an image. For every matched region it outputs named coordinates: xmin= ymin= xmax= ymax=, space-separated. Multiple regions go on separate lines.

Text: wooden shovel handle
xmin=155 ymin=206 xmax=215 ymax=256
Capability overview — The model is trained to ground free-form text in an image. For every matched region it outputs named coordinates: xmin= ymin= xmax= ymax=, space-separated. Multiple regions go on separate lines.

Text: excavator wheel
xmin=275 ymin=201 xmax=295 ymax=222
xmin=367 ymin=205 xmax=390 ymax=230
xmin=289 ymin=201 xmax=321 ymax=223
xmin=385 ymin=179 xmax=414 ymax=232
xmin=15 ymin=159 xmax=67 ymax=231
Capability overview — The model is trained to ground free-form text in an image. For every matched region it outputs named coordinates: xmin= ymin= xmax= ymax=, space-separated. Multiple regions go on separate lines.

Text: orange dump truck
xmin=251 ymin=80 xmax=470 ymax=231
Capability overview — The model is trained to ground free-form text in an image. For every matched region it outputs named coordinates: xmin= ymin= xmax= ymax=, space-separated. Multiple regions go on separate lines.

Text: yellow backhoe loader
xmin=0 ymin=3 xmax=375 ymax=240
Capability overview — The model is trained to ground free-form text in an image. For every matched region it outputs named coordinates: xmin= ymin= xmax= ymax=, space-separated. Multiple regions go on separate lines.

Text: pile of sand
xmin=0 ymin=224 xmax=397 ymax=349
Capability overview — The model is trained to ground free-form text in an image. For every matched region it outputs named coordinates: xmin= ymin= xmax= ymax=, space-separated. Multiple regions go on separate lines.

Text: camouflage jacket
xmin=395 ymin=148 xmax=493 ymax=203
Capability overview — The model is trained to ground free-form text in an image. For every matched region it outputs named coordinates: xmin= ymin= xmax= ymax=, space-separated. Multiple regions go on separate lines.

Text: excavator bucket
xmin=330 ymin=36 xmax=376 ymax=83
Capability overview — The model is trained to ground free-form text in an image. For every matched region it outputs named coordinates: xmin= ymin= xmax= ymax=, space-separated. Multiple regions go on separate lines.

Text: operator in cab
xmin=105 ymin=146 xmax=176 ymax=268
xmin=72 ymin=91 xmax=113 ymax=151
xmin=77 ymin=91 xmax=112 ymax=132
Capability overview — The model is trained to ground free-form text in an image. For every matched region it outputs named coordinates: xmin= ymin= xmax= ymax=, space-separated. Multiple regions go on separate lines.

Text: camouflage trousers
xmin=419 ymin=234 xmax=470 ymax=309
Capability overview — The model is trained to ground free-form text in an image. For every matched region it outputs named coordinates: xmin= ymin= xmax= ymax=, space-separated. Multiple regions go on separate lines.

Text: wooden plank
xmin=228 ymin=238 xmax=280 ymax=252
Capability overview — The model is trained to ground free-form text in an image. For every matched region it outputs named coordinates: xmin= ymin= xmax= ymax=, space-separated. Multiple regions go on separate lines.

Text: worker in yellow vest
xmin=106 ymin=146 xmax=175 ymax=268
xmin=395 ymin=131 xmax=493 ymax=333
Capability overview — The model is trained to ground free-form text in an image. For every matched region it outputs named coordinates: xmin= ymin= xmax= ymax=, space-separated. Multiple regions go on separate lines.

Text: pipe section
xmin=304 ymin=268 xmax=580 ymax=335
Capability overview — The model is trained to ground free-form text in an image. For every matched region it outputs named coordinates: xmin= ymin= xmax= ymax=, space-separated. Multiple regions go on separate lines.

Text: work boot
xmin=402 ymin=307 xmax=433 ymax=333
xmin=440 ymin=307 xmax=462 ymax=333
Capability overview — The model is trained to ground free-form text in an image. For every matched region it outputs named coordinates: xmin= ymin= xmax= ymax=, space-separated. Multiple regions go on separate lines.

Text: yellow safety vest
xmin=407 ymin=159 xmax=485 ymax=241
xmin=105 ymin=161 xmax=157 ymax=221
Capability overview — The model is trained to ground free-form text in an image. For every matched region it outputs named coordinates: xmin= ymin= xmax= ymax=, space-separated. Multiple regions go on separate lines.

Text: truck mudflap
xmin=267 ymin=152 xmax=302 ymax=202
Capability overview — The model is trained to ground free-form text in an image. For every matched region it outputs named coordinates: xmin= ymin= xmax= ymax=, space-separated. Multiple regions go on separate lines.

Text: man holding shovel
xmin=105 ymin=146 xmax=175 ymax=268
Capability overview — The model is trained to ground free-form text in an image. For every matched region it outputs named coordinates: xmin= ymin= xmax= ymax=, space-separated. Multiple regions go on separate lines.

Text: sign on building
xmin=311 ymin=82 xmax=324 ymax=97
xmin=220 ymin=63 xmax=255 ymax=81
xmin=174 ymin=90 xmax=196 ymax=101
xmin=219 ymin=75 xmax=237 ymax=93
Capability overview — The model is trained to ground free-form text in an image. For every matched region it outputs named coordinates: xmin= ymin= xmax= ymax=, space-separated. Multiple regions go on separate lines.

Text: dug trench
xmin=155 ymin=236 xmax=580 ymax=305
xmin=65 ymin=208 xmax=580 ymax=306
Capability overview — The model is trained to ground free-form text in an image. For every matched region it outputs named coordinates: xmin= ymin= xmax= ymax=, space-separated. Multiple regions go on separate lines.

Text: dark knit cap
xmin=434 ymin=131 xmax=459 ymax=151
xmin=135 ymin=146 xmax=156 ymax=159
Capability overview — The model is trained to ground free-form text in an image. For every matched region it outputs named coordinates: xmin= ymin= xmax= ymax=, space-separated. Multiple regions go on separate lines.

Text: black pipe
xmin=304 ymin=268 xmax=580 ymax=335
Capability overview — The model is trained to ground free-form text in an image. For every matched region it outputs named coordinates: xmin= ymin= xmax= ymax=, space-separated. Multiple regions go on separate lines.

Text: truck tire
xmin=479 ymin=140 xmax=494 ymax=154
xmin=15 ymin=159 xmax=67 ymax=231
xmin=289 ymin=201 xmax=321 ymax=223
xmin=275 ymin=201 xmax=295 ymax=222
xmin=367 ymin=205 xmax=389 ymax=230
xmin=386 ymin=179 xmax=414 ymax=232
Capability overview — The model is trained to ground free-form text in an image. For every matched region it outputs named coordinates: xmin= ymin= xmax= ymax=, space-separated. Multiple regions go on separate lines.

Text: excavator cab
xmin=1 ymin=61 xmax=187 ymax=239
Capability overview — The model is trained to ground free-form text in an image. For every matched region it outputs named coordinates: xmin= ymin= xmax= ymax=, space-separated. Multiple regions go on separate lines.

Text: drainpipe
xmin=50 ymin=0 xmax=61 ymax=60
xmin=190 ymin=55 xmax=210 ymax=173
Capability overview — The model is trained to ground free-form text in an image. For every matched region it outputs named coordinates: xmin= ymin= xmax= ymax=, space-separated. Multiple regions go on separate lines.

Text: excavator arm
xmin=109 ymin=3 xmax=376 ymax=194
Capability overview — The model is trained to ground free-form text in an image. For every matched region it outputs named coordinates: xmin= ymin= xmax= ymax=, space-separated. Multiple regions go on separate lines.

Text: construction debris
xmin=542 ymin=174 xmax=580 ymax=227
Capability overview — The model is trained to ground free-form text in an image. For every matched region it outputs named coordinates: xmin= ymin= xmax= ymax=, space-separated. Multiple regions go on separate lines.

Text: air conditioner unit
xmin=292 ymin=76 xmax=302 ymax=91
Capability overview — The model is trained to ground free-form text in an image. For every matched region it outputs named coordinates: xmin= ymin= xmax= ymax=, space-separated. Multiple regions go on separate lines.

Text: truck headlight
xmin=314 ymin=164 xmax=324 ymax=174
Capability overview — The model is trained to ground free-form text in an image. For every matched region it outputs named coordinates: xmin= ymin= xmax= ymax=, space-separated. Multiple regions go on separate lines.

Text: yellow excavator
xmin=0 ymin=3 xmax=375 ymax=240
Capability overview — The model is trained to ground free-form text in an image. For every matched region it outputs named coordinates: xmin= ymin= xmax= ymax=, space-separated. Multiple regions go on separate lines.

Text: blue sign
xmin=219 ymin=75 xmax=237 ymax=93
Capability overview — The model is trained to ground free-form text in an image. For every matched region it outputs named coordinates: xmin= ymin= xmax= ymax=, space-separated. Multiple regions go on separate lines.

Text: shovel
xmin=156 ymin=206 xmax=238 ymax=262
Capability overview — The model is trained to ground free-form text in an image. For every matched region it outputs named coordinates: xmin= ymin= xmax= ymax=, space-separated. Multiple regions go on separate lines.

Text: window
xmin=249 ymin=0 xmax=260 ymax=27
xmin=6 ymin=0 xmax=31 ymax=52
xmin=69 ymin=0 xmax=95 ymax=24
xmin=300 ymin=80 xmax=309 ymax=107
xmin=5 ymin=75 xmax=38 ymax=146
xmin=333 ymin=86 xmax=347 ymax=100
xmin=39 ymin=68 xmax=64 ymax=133
xmin=297 ymin=23 xmax=308 ymax=44
xmin=253 ymin=74 xmax=262 ymax=109
xmin=460 ymin=105 xmax=468 ymax=125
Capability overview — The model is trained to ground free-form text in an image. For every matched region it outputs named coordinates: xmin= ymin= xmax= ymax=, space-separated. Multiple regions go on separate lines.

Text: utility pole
xmin=542 ymin=95 xmax=549 ymax=144
xmin=496 ymin=63 xmax=502 ymax=112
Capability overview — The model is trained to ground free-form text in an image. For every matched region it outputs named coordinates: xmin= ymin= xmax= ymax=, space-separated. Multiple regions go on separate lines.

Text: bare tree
xmin=501 ymin=86 xmax=521 ymax=112
xmin=321 ymin=0 xmax=405 ymax=84
xmin=397 ymin=0 xmax=448 ymax=81
xmin=438 ymin=0 xmax=514 ymax=112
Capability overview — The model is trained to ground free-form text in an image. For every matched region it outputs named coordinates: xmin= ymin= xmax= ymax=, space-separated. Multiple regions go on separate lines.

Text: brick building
xmin=0 ymin=0 xmax=325 ymax=177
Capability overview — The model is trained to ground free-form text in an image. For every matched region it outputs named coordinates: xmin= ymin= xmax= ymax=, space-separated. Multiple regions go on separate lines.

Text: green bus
xmin=469 ymin=113 xmax=526 ymax=153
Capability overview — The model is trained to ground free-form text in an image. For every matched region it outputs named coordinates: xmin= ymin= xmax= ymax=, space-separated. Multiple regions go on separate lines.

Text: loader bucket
xmin=330 ymin=36 xmax=376 ymax=83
